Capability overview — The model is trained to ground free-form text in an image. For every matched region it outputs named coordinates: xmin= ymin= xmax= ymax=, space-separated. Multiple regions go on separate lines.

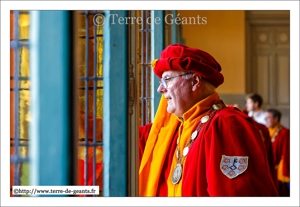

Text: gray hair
xmin=182 ymin=71 xmax=216 ymax=93
xmin=201 ymin=77 xmax=216 ymax=94
xmin=181 ymin=72 xmax=195 ymax=80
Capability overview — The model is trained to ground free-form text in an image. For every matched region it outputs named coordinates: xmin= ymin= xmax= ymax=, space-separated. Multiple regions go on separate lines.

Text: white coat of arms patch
xmin=220 ymin=155 xmax=248 ymax=179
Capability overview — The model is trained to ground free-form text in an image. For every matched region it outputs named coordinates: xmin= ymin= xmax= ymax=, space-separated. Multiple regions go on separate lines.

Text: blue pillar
xmin=171 ymin=10 xmax=178 ymax=44
xmin=151 ymin=10 xmax=164 ymax=121
xmin=29 ymin=11 xmax=71 ymax=188
xmin=171 ymin=10 xmax=185 ymax=45
xmin=178 ymin=24 xmax=186 ymax=45
xmin=103 ymin=10 xmax=128 ymax=196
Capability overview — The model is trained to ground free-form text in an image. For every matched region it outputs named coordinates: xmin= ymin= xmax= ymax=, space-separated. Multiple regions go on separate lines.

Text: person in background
xmin=265 ymin=108 xmax=290 ymax=196
xmin=245 ymin=93 xmax=266 ymax=125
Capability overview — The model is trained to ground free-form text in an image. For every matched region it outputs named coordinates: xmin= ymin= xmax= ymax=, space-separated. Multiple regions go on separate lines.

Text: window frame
xmin=103 ymin=10 xmax=128 ymax=197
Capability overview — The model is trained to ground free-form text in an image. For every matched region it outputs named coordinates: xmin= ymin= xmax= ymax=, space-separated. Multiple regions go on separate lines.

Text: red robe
xmin=228 ymin=106 xmax=276 ymax=184
xmin=271 ymin=126 xmax=290 ymax=196
xmin=140 ymin=107 xmax=278 ymax=196
xmin=253 ymin=121 xmax=276 ymax=185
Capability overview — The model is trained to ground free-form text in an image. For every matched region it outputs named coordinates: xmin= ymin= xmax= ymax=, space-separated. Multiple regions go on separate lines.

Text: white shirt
xmin=248 ymin=110 xmax=266 ymax=125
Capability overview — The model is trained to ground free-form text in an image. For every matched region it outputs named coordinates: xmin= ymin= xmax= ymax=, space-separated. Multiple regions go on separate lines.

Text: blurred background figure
xmin=245 ymin=93 xmax=266 ymax=125
xmin=265 ymin=108 xmax=290 ymax=197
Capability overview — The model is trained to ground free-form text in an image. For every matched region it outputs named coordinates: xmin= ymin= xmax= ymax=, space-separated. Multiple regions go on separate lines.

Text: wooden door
xmin=246 ymin=11 xmax=290 ymax=128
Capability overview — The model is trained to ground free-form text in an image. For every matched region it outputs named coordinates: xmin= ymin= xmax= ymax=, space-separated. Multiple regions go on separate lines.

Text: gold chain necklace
xmin=271 ymin=125 xmax=283 ymax=143
xmin=171 ymin=100 xmax=225 ymax=185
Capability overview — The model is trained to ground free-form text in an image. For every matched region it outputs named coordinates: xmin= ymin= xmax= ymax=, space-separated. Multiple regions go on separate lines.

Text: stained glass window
xmin=77 ymin=10 xmax=104 ymax=197
xmin=10 ymin=10 xmax=105 ymax=197
xmin=10 ymin=10 xmax=30 ymax=197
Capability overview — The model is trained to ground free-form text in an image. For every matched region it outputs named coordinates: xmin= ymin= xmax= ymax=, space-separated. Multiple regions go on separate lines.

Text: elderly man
xmin=139 ymin=44 xmax=278 ymax=197
xmin=265 ymin=108 xmax=290 ymax=196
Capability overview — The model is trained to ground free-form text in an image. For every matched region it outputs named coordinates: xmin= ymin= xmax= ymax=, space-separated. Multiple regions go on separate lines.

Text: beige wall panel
xmin=276 ymin=55 xmax=290 ymax=106
xmin=275 ymin=27 xmax=290 ymax=49
xmin=253 ymin=27 xmax=273 ymax=49
xmin=279 ymin=108 xmax=290 ymax=128
xmin=256 ymin=55 xmax=271 ymax=106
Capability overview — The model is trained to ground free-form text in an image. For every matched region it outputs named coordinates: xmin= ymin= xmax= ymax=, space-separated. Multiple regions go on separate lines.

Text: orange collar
xmin=180 ymin=93 xmax=220 ymax=122
xmin=269 ymin=123 xmax=281 ymax=138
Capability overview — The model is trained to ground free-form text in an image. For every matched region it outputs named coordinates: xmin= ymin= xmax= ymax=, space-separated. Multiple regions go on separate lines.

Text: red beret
xmin=152 ymin=44 xmax=224 ymax=88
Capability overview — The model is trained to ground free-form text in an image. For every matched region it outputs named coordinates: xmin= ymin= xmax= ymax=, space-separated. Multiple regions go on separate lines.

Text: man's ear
xmin=254 ymin=101 xmax=259 ymax=109
xmin=192 ymin=74 xmax=201 ymax=91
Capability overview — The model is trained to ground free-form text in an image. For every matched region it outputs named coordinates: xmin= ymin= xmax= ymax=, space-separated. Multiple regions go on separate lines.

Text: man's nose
xmin=157 ymin=83 xmax=167 ymax=93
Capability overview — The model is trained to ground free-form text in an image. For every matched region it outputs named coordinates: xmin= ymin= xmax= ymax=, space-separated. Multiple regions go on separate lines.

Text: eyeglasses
xmin=159 ymin=72 xmax=193 ymax=89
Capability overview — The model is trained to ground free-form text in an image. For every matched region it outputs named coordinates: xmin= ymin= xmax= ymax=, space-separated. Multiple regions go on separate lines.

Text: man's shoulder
xmin=215 ymin=106 xmax=251 ymax=119
xmin=204 ymin=106 xmax=261 ymax=140
xmin=279 ymin=126 xmax=290 ymax=136
xmin=254 ymin=121 xmax=267 ymax=129
xmin=210 ymin=106 xmax=255 ymax=126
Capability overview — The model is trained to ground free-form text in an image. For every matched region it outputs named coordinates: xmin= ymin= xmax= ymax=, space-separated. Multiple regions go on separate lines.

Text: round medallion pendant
xmin=191 ymin=131 xmax=198 ymax=140
xmin=183 ymin=147 xmax=189 ymax=156
xmin=172 ymin=164 xmax=183 ymax=184
xmin=213 ymin=103 xmax=222 ymax=110
xmin=201 ymin=115 xmax=209 ymax=123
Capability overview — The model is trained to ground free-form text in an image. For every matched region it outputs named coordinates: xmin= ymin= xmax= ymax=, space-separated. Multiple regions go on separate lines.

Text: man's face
xmin=265 ymin=112 xmax=278 ymax=129
xmin=157 ymin=70 xmax=193 ymax=117
xmin=245 ymin=98 xmax=255 ymax=112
